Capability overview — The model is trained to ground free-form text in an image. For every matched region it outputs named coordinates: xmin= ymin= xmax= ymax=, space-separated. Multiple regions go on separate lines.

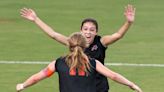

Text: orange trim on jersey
xmin=43 ymin=67 xmax=54 ymax=77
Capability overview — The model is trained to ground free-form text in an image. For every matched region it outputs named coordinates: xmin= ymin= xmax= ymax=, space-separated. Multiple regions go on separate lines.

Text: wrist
xmin=20 ymin=83 xmax=24 ymax=90
xmin=127 ymin=20 xmax=134 ymax=24
xmin=33 ymin=17 xmax=39 ymax=23
xmin=125 ymin=21 xmax=133 ymax=25
xmin=128 ymin=82 xmax=135 ymax=89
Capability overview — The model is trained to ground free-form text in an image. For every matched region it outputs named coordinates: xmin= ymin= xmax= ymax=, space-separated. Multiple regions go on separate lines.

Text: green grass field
xmin=0 ymin=0 xmax=164 ymax=92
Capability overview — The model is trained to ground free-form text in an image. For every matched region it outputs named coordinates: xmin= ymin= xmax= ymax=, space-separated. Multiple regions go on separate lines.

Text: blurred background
xmin=0 ymin=0 xmax=164 ymax=92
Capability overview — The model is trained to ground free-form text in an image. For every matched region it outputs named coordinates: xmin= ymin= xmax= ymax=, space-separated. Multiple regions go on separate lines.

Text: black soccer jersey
xmin=84 ymin=35 xmax=106 ymax=65
xmin=84 ymin=35 xmax=109 ymax=92
xmin=55 ymin=57 xmax=97 ymax=92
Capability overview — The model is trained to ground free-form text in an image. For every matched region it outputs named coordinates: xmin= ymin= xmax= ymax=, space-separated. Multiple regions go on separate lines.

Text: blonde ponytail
xmin=66 ymin=32 xmax=91 ymax=74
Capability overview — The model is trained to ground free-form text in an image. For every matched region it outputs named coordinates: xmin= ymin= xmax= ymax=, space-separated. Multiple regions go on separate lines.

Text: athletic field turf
xmin=0 ymin=0 xmax=164 ymax=92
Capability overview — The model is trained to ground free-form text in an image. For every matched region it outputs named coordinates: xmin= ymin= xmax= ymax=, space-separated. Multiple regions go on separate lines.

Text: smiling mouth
xmin=86 ymin=37 xmax=92 ymax=41
xmin=86 ymin=36 xmax=91 ymax=38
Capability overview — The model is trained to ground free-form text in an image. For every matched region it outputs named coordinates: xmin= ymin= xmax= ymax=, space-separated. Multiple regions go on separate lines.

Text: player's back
xmin=55 ymin=57 xmax=97 ymax=92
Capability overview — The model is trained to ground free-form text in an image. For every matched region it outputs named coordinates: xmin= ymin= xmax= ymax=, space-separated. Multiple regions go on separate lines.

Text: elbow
xmin=109 ymin=73 xmax=118 ymax=80
xmin=119 ymin=35 xmax=124 ymax=39
xmin=50 ymin=34 xmax=56 ymax=39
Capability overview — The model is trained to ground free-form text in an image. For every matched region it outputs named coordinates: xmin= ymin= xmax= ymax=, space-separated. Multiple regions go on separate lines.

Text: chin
xmin=88 ymin=41 xmax=93 ymax=45
xmin=87 ymin=38 xmax=94 ymax=44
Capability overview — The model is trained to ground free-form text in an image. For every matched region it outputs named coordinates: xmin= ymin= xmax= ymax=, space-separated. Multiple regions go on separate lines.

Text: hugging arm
xmin=20 ymin=8 xmax=69 ymax=46
xmin=96 ymin=60 xmax=142 ymax=92
xmin=16 ymin=60 xmax=56 ymax=92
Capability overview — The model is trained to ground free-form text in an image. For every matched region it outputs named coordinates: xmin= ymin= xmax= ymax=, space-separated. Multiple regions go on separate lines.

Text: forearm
xmin=101 ymin=21 xmax=133 ymax=46
xmin=23 ymin=76 xmax=36 ymax=88
xmin=112 ymin=73 xmax=134 ymax=88
xmin=22 ymin=70 xmax=48 ymax=88
xmin=22 ymin=74 xmax=43 ymax=88
xmin=21 ymin=62 xmax=55 ymax=89
xmin=117 ymin=4 xmax=135 ymax=37
xmin=96 ymin=61 xmax=142 ymax=92
xmin=16 ymin=74 xmax=45 ymax=92
xmin=112 ymin=73 xmax=143 ymax=92
xmin=116 ymin=21 xmax=133 ymax=38
xmin=34 ymin=17 xmax=57 ymax=38
xmin=34 ymin=17 xmax=69 ymax=45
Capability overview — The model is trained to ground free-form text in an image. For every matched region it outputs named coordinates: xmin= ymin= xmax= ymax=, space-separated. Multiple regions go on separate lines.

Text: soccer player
xmin=16 ymin=32 xmax=142 ymax=92
xmin=20 ymin=4 xmax=135 ymax=92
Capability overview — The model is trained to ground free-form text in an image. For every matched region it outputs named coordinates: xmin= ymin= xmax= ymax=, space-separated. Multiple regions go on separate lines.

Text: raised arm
xmin=20 ymin=8 xmax=69 ymax=46
xmin=101 ymin=4 xmax=136 ymax=46
xmin=16 ymin=60 xmax=56 ymax=92
xmin=96 ymin=60 xmax=142 ymax=92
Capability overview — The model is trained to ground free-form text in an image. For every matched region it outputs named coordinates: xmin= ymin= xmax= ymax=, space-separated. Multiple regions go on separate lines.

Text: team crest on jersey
xmin=91 ymin=45 xmax=98 ymax=51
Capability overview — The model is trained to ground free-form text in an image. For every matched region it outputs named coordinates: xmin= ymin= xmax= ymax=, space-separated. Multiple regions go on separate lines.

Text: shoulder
xmin=89 ymin=58 xmax=96 ymax=68
xmin=94 ymin=59 xmax=106 ymax=69
xmin=55 ymin=56 xmax=65 ymax=65
xmin=94 ymin=35 xmax=101 ymax=41
xmin=92 ymin=35 xmax=102 ymax=45
xmin=46 ymin=57 xmax=66 ymax=72
xmin=94 ymin=35 xmax=107 ymax=49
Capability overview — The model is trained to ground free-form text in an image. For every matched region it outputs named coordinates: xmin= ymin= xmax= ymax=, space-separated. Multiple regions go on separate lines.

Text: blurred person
xmin=16 ymin=32 xmax=142 ymax=92
xmin=20 ymin=4 xmax=135 ymax=92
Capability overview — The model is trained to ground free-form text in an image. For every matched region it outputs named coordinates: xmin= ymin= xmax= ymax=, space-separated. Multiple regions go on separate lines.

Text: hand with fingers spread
xmin=20 ymin=8 xmax=38 ymax=22
xmin=124 ymin=4 xmax=136 ymax=23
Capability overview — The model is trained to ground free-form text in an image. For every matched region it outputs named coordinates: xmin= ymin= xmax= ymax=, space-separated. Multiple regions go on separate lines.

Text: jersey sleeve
xmin=89 ymin=58 xmax=96 ymax=70
xmin=55 ymin=57 xmax=60 ymax=72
